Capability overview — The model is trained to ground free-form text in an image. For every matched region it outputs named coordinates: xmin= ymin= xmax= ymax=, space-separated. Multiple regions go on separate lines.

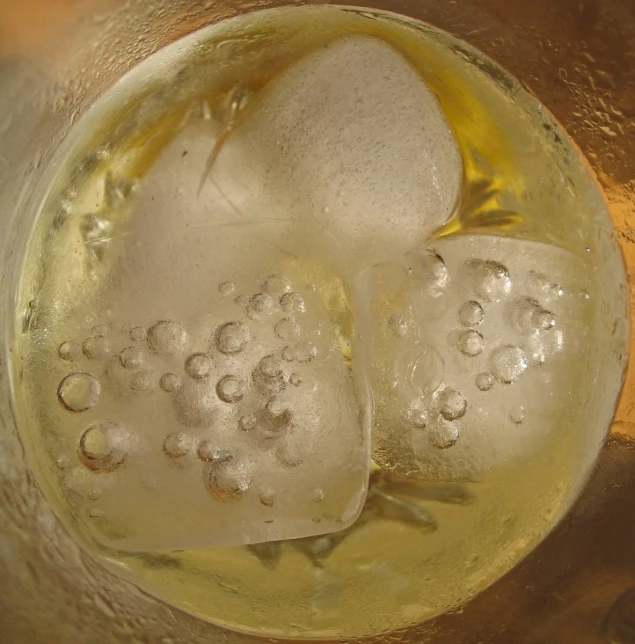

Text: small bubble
xmin=389 ymin=316 xmax=409 ymax=337
xmin=234 ymin=294 xmax=249 ymax=307
xmin=218 ymin=281 xmax=235 ymax=297
xmin=83 ymin=336 xmax=111 ymax=360
xmin=79 ymin=422 xmax=126 ymax=472
xmin=198 ymin=441 xmax=232 ymax=463
xmin=295 ymin=341 xmax=317 ymax=363
xmin=58 ymin=341 xmax=81 ymax=361
xmin=476 ymin=372 xmax=494 ymax=391
xmin=164 ymin=432 xmax=189 ymax=458
xmin=263 ymin=274 xmax=291 ymax=296
xmin=491 ymin=345 xmax=528 ymax=383
xmin=216 ymin=375 xmax=247 ymax=403
xmin=510 ymin=406 xmax=526 ymax=425
xmin=468 ymin=260 xmax=512 ymax=302
xmin=280 ymin=292 xmax=306 ymax=313
xmin=185 ymin=353 xmax=213 ymax=380
xmin=437 ymin=388 xmax=467 ymax=420
xmin=207 ymin=462 xmax=250 ymax=502
xmin=458 ymin=330 xmax=484 ymax=357
xmin=458 ymin=300 xmax=484 ymax=327
xmin=216 ymin=322 xmax=249 ymax=355
xmin=91 ymin=324 xmax=109 ymax=337
xmin=119 ymin=346 xmax=143 ymax=369
xmin=282 ymin=345 xmax=296 ymax=362
xmin=248 ymin=293 xmax=275 ymax=317
xmin=275 ymin=317 xmax=301 ymax=341
xmin=239 ymin=414 xmax=257 ymax=431
xmin=130 ymin=326 xmax=146 ymax=342
xmin=312 ymin=489 xmax=324 ymax=503
xmin=429 ymin=418 xmax=460 ymax=449
xmin=290 ymin=373 xmax=302 ymax=387
xmin=130 ymin=370 xmax=155 ymax=395
xmin=406 ymin=398 xmax=428 ymax=428
xmin=259 ymin=489 xmax=275 ymax=507
xmin=58 ymin=372 xmax=101 ymax=412
xmin=147 ymin=321 xmax=188 ymax=356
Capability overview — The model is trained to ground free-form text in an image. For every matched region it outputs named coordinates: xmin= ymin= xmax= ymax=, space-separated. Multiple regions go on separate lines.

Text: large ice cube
xmin=358 ymin=235 xmax=597 ymax=480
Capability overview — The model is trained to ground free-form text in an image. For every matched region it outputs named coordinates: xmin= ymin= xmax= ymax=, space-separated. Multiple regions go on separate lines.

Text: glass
xmin=0 ymin=1 xmax=633 ymax=642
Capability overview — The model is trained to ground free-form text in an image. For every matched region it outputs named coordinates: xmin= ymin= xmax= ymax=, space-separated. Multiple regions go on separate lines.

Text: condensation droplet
xmin=290 ymin=373 xmax=302 ymax=387
xmin=406 ymin=398 xmax=428 ymax=428
xmin=282 ymin=345 xmax=296 ymax=362
xmin=534 ymin=309 xmax=556 ymax=331
xmin=263 ymin=274 xmax=291 ymax=296
xmin=280 ymin=292 xmax=306 ymax=313
xmin=265 ymin=396 xmax=292 ymax=420
xmin=160 ymin=372 xmax=181 ymax=393
xmin=239 ymin=414 xmax=257 ymax=431
xmin=409 ymin=344 xmax=445 ymax=395
xmin=312 ymin=488 xmax=324 ymax=503
xmin=248 ymin=293 xmax=275 ymax=317
xmin=458 ymin=300 xmax=484 ymax=327
xmin=468 ymin=260 xmax=512 ymax=302
xmin=458 ymin=330 xmax=484 ymax=357
xmin=437 ymin=388 xmax=467 ymax=420
xmin=491 ymin=345 xmax=528 ymax=384
xmin=410 ymin=249 xmax=449 ymax=292
xmin=256 ymin=355 xmax=288 ymax=392
xmin=429 ymin=418 xmax=460 ymax=449
xmin=207 ymin=462 xmax=250 ymax=502
xmin=185 ymin=353 xmax=213 ymax=380
xmin=389 ymin=316 xmax=408 ymax=337
xmin=147 ymin=320 xmax=188 ymax=356
xmin=259 ymin=489 xmax=275 ymax=507
xmin=119 ymin=346 xmax=143 ymax=369
xmin=476 ymin=372 xmax=494 ymax=391
xmin=79 ymin=422 xmax=126 ymax=472
xmin=510 ymin=406 xmax=526 ymax=425
xmin=275 ymin=317 xmax=301 ymax=341
xmin=130 ymin=326 xmax=146 ymax=342
xmin=295 ymin=341 xmax=317 ymax=363
xmin=163 ymin=432 xmax=189 ymax=458
xmin=58 ymin=341 xmax=81 ymax=361
xmin=218 ymin=281 xmax=235 ymax=297
xmin=58 ymin=372 xmax=101 ymax=412
xmin=198 ymin=441 xmax=232 ymax=463
xmin=235 ymin=294 xmax=249 ymax=307
xmin=83 ymin=336 xmax=111 ymax=360
xmin=216 ymin=375 xmax=247 ymax=403
xmin=216 ymin=322 xmax=249 ymax=355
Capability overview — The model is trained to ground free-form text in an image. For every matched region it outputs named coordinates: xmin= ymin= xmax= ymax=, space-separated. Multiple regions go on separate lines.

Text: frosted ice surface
xmin=206 ymin=36 xmax=462 ymax=272
xmin=358 ymin=235 xmax=595 ymax=481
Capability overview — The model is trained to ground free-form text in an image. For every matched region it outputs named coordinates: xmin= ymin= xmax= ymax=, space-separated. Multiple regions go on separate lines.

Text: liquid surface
xmin=12 ymin=5 xmax=628 ymax=639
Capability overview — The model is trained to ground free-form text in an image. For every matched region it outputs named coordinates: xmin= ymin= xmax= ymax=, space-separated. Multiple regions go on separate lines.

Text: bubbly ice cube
xmin=358 ymin=235 xmax=598 ymax=480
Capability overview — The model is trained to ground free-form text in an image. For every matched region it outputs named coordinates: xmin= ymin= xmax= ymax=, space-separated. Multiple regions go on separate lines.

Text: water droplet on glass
xmin=163 ymin=432 xmax=190 ymax=458
xmin=510 ymin=406 xmax=526 ymax=425
xmin=476 ymin=372 xmax=494 ymax=391
xmin=389 ymin=316 xmax=409 ymax=337
xmin=533 ymin=308 xmax=556 ymax=331
xmin=216 ymin=322 xmax=249 ymax=355
xmin=58 ymin=372 xmax=101 ymax=412
xmin=58 ymin=341 xmax=81 ymax=362
xmin=437 ymin=388 xmax=467 ymax=420
xmin=185 ymin=353 xmax=213 ymax=380
xmin=290 ymin=373 xmax=302 ymax=387
xmin=409 ymin=344 xmax=445 ymax=394
xmin=79 ymin=422 xmax=126 ymax=472
xmin=275 ymin=317 xmax=301 ymax=341
xmin=263 ymin=274 xmax=291 ymax=296
xmin=130 ymin=326 xmax=146 ymax=342
xmin=312 ymin=488 xmax=325 ymax=503
xmin=147 ymin=320 xmax=188 ymax=356
xmin=218 ymin=281 xmax=235 ymax=297
xmin=259 ymin=489 xmax=275 ymax=507
xmin=248 ymin=293 xmax=276 ymax=317
xmin=256 ymin=355 xmax=288 ymax=392
xmin=119 ymin=346 xmax=144 ymax=369
xmin=216 ymin=375 xmax=247 ymax=403
xmin=295 ymin=341 xmax=317 ymax=363
xmin=410 ymin=250 xmax=449 ymax=293
xmin=198 ymin=441 xmax=232 ymax=463
xmin=468 ymin=260 xmax=512 ymax=302
xmin=458 ymin=330 xmax=484 ymax=357
xmin=406 ymin=398 xmax=428 ymax=428
xmin=280 ymin=292 xmax=306 ymax=313
xmin=239 ymin=414 xmax=257 ymax=431
xmin=491 ymin=345 xmax=528 ymax=383
xmin=458 ymin=300 xmax=484 ymax=327
xmin=206 ymin=462 xmax=250 ymax=502
xmin=429 ymin=418 xmax=460 ymax=449
xmin=83 ymin=336 xmax=111 ymax=360
xmin=234 ymin=294 xmax=249 ymax=307
xmin=160 ymin=372 xmax=181 ymax=393
xmin=282 ymin=345 xmax=296 ymax=362
xmin=265 ymin=396 xmax=292 ymax=420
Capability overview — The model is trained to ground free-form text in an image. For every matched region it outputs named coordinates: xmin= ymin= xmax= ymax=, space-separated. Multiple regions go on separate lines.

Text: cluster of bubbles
xmin=402 ymin=254 xmax=559 ymax=443
xmin=55 ymin=274 xmax=323 ymax=505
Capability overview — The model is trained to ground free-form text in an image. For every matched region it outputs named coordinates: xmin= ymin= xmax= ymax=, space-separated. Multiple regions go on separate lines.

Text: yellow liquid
xmin=12 ymin=5 xmax=627 ymax=639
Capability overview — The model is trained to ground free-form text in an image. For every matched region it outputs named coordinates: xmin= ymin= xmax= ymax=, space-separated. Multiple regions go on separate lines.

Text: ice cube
xmin=357 ymin=235 xmax=600 ymax=480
